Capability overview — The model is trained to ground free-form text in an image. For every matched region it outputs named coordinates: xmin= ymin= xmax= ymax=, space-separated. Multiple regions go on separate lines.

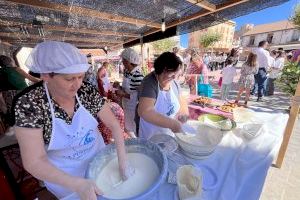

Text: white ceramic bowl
xmin=175 ymin=121 xmax=223 ymax=159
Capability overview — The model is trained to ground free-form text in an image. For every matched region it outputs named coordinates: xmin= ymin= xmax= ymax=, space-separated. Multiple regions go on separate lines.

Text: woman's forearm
xmin=139 ymin=108 xmax=176 ymax=130
xmin=15 ymin=67 xmax=40 ymax=82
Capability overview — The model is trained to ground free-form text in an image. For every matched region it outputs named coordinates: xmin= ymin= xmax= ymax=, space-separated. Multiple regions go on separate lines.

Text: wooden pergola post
xmin=275 ymin=81 xmax=300 ymax=168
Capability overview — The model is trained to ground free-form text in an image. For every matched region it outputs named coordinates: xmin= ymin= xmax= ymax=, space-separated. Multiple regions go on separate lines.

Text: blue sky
xmin=180 ymin=0 xmax=299 ymax=48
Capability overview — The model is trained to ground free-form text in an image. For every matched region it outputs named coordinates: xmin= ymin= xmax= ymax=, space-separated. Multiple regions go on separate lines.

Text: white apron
xmin=122 ymin=73 xmax=138 ymax=133
xmin=43 ymin=83 xmax=105 ymax=199
xmin=139 ymin=81 xmax=180 ymax=140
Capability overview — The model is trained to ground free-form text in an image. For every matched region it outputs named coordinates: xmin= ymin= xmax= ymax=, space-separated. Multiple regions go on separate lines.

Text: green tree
xmin=277 ymin=62 xmax=300 ymax=95
xmin=151 ymin=38 xmax=177 ymax=54
xmin=199 ymin=32 xmax=221 ymax=49
xmin=277 ymin=4 xmax=300 ymax=96
xmin=291 ymin=4 xmax=300 ymax=27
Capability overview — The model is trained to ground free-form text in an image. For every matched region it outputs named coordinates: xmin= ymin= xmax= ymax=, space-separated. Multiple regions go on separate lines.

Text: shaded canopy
xmin=0 ymin=0 xmax=289 ymax=50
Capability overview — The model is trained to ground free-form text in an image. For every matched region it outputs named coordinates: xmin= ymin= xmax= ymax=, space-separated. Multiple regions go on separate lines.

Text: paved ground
xmin=207 ymin=64 xmax=300 ymax=200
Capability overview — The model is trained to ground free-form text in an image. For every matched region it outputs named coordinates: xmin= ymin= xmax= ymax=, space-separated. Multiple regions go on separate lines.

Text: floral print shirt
xmin=14 ymin=81 xmax=105 ymax=144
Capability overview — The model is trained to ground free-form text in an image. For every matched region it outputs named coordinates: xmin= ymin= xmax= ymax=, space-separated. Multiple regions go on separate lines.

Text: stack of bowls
xmin=175 ymin=120 xmax=223 ymax=159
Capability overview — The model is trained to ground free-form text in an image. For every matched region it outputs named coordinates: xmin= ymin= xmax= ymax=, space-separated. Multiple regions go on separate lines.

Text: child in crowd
xmin=220 ymin=57 xmax=237 ymax=101
xmin=235 ymin=53 xmax=258 ymax=106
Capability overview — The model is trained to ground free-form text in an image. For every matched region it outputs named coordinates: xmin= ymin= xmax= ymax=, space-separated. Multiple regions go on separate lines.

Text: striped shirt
xmin=124 ymin=66 xmax=144 ymax=91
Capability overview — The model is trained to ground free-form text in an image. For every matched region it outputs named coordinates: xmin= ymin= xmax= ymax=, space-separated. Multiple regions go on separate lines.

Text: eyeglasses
xmin=163 ymin=69 xmax=181 ymax=79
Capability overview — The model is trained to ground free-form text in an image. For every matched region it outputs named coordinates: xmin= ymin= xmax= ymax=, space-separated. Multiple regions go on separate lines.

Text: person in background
xmin=203 ymin=53 xmax=210 ymax=67
xmin=96 ymin=63 xmax=130 ymax=144
xmin=251 ymin=41 xmax=273 ymax=102
xmin=286 ymin=51 xmax=293 ymax=63
xmin=235 ymin=53 xmax=258 ymax=106
xmin=267 ymin=51 xmax=286 ymax=96
xmin=265 ymin=50 xmax=277 ymax=96
xmin=173 ymin=47 xmax=183 ymax=62
xmin=220 ymin=57 xmax=237 ymax=101
xmin=13 ymin=41 xmax=130 ymax=200
xmin=115 ymin=48 xmax=144 ymax=138
xmin=292 ymin=49 xmax=300 ymax=64
xmin=182 ymin=49 xmax=191 ymax=73
xmin=226 ymin=48 xmax=239 ymax=67
xmin=97 ymin=62 xmax=111 ymax=97
xmin=186 ymin=51 xmax=209 ymax=95
xmin=0 ymin=55 xmax=40 ymax=135
xmin=137 ymin=52 xmax=189 ymax=139
xmin=84 ymin=53 xmax=98 ymax=88
xmin=220 ymin=52 xmax=228 ymax=69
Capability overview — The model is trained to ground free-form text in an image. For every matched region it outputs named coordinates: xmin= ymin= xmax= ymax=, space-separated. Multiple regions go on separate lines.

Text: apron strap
xmin=44 ymin=82 xmax=82 ymax=119
xmin=44 ymin=82 xmax=56 ymax=120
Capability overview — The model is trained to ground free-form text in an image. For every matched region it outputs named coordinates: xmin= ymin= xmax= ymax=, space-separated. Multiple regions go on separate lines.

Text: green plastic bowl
xmin=198 ymin=114 xmax=236 ymax=131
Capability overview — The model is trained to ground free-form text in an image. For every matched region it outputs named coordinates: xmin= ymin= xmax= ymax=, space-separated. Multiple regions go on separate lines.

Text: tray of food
xmin=191 ymin=97 xmax=216 ymax=108
xmin=216 ymin=102 xmax=240 ymax=113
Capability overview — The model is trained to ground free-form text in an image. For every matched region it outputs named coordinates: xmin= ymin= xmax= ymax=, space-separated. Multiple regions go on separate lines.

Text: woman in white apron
xmin=13 ymin=41 xmax=129 ymax=200
xmin=116 ymin=48 xmax=144 ymax=137
xmin=138 ymin=52 xmax=189 ymax=139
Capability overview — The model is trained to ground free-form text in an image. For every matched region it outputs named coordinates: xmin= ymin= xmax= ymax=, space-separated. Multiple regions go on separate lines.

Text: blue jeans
xmin=257 ymin=68 xmax=267 ymax=98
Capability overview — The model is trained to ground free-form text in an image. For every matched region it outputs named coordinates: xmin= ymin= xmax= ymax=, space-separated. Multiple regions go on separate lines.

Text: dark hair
xmin=245 ymin=53 xmax=257 ymax=67
xmin=154 ymin=52 xmax=182 ymax=75
xmin=102 ymin=62 xmax=109 ymax=67
xmin=277 ymin=50 xmax=286 ymax=58
xmin=0 ymin=55 xmax=13 ymax=67
xmin=271 ymin=50 xmax=277 ymax=56
xmin=29 ymin=71 xmax=41 ymax=78
xmin=229 ymin=48 xmax=238 ymax=57
xmin=258 ymin=40 xmax=268 ymax=47
xmin=226 ymin=57 xmax=234 ymax=65
xmin=278 ymin=48 xmax=284 ymax=51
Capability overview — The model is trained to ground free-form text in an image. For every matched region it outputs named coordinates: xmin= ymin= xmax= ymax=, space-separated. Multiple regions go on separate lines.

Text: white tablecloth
xmin=154 ymin=111 xmax=288 ymax=200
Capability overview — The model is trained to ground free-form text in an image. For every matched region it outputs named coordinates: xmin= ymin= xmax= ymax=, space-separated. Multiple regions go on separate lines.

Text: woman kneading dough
xmin=138 ymin=52 xmax=189 ymax=139
xmin=13 ymin=41 xmax=130 ymax=200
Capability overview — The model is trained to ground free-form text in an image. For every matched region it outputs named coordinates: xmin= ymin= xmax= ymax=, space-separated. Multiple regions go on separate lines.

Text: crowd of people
xmin=0 ymin=38 xmax=296 ymax=199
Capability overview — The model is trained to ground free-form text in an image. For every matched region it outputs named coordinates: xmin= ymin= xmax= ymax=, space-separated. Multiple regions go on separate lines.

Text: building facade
xmin=188 ymin=21 xmax=236 ymax=52
xmin=240 ymin=20 xmax=300 ymax=51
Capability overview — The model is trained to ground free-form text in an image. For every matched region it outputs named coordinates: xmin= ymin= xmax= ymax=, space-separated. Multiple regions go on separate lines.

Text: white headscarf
xmin=120 ymin=48 xmax=140 ymax=65
xmin=25 ymin=41 xmax=89 ymax=74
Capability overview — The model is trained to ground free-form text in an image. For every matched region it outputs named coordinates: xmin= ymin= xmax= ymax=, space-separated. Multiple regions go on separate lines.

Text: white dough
xmin=95 ymin=153 xmax=159 ymax=199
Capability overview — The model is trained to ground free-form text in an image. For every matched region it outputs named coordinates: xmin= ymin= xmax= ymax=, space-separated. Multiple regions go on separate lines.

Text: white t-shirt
xmin=269 ymin=57 xmax=285 ymax=79
xmin=252 ymin=47 xmax=273 ymax=70
xmin=222 ymin=65 xmax=237 ymax=84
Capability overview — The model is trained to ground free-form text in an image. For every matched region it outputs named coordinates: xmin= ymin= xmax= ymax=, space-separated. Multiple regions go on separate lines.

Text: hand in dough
xmin=120 ymin=163 xmax=135 ymax=181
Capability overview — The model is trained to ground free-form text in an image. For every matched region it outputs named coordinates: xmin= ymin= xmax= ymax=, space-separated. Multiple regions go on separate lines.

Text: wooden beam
xmin=0 ymin=32 xmax=123 ymax=44
xmin=186 ymin=0 xmax=216 ymax=11
xmin=46 ymin=26 xmax=139 ymax=38
xmin=275 ymin=82 xmax=300 ymax=168
xmin=2 ymin=39 xmax=112 ymax=49
xmin=0 ymin=19 xmax=139 ymax=38
xmin=6 ymin=0 xmax=161 ymax=28
xmin=168 ymin=0 xmax=249 ymax=28
xmin=122 ymin=0 xmax=248 ymax=46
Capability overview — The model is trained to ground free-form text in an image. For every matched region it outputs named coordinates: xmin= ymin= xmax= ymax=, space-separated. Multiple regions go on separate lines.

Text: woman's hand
xmin=171 ymin=119 xmax=183 ymax=133
xmin=177 ymin=114 xmax=189 ymax=123
xmin=119 ymin=162 xmax=135 ymax=181
xmin=73 ymin=178 xmax=102 ymax=200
